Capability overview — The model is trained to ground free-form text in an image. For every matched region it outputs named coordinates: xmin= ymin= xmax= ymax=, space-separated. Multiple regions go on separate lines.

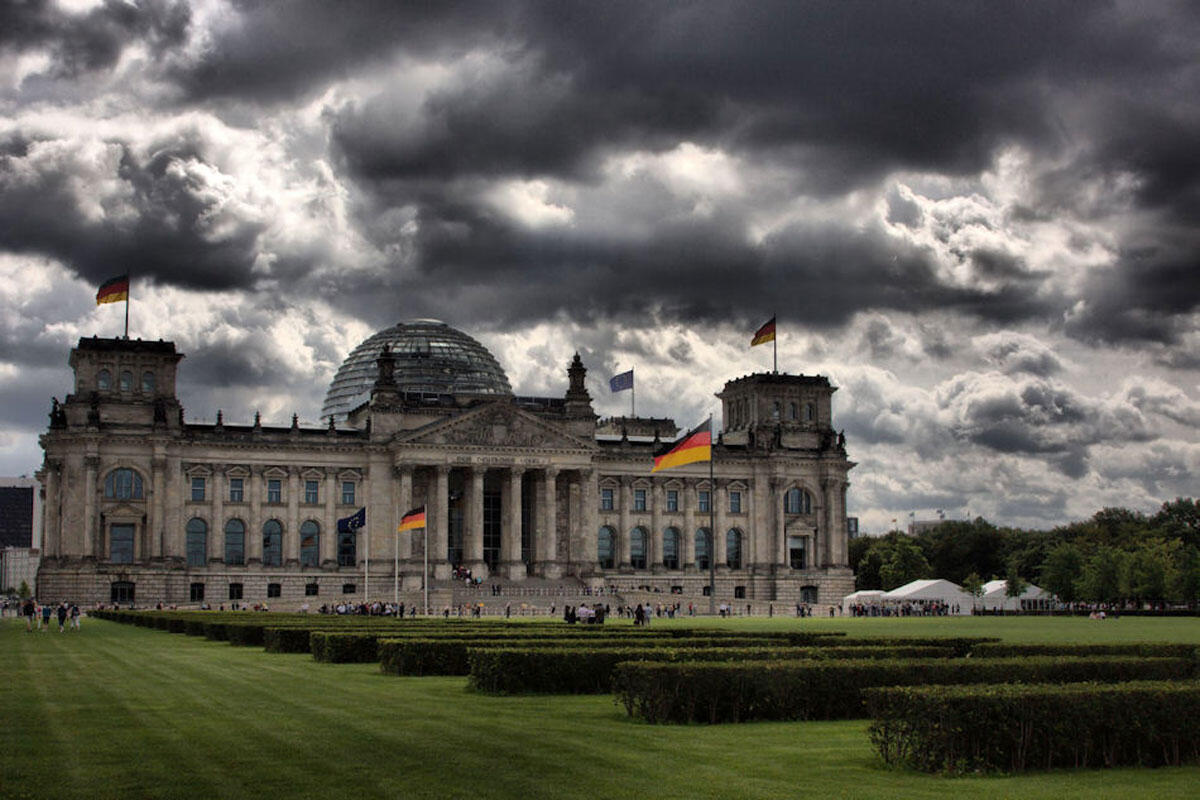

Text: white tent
xmin=880 ymin=579 xmax=973 ymax=614
xmin=841 ymin=589 xmax=885 ymax=613
xmin=979 ymin=579 xmax=1054 ymax=612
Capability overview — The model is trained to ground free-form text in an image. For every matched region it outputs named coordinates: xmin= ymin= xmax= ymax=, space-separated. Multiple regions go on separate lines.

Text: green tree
xmin=879 ymin=537 xmax=932 ymax=591
xmin=17 ymin=580 xmax=31 ymax=599
xmin=961 ymin=571 xmax=984 ymax=611
xmin=1078 ymin=547 xmax=1124 ymax=604
xmin=1168 ymin=545 xmax=1200 ymax=608
xmin=1152 ymin=498 xmax=1200 ymax=549
xmin=1004 ymin=558 xmax=1028 ymax=601
xmin=1125 ymin=541 xmax=1172 ymax=606
xmin=1039 ymin=543 xmax=1083 ymax=603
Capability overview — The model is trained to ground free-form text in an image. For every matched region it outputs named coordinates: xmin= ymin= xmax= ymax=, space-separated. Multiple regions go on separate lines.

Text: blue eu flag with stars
xmin=337 ymin=507 xmax=365 ymax=533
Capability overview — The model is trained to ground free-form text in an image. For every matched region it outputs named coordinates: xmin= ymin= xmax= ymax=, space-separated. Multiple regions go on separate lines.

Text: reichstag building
xmin=36 ymin=320 xmax=854 ymax=609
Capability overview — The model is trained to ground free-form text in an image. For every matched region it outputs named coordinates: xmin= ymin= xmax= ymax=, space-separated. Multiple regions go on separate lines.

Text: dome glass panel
xmin=322 ymin=320 xmax=512 ymax=419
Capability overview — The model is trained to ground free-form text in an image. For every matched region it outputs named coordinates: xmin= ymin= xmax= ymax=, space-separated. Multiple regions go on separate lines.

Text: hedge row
xmin=263 ymin=627 xmax=316 ymax=654
xmin=865 ymin=680 xmax=1200 ymax=773
xmin=969 ymin=642 xmax=1198 ymax=660
xmin=613 ymin=656 xmax=1196 ymax=724
xmin=310 ymin=632 xmax=384 ymax=663
xmin=467 ymin=646 xmax=959 ymax=694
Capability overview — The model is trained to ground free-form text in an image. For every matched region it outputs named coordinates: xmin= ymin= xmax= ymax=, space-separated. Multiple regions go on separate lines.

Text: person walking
xmin=70 ymin=603 xmax=81 ymax=630
xmin=23 ymin=598 xmax=35 ymax=632
xmin=40 ymin=602 xmax=52 ymax=632
xmin=56 ymin=602 xmax=68 ymax=632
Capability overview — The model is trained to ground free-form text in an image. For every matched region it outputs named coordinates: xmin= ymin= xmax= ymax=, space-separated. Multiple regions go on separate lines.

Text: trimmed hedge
xmin=866 ymin=680 xmax=1200 ymax=773
xmin=969 ymin=642 xmax=1199 ymax=660
xmin=310 ymin=632 xmax=382 ymax=663
xmin=467 ymin=645 xmax=958 ymax=694
xmin=263 ymin=627 xmax=315 ymax=654
xmin=613 ymin=656 xmax=1197 ymax=724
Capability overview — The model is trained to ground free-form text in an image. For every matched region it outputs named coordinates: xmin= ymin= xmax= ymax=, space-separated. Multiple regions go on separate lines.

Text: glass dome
xmin=322 ymin=320 xmax=512 ymax=419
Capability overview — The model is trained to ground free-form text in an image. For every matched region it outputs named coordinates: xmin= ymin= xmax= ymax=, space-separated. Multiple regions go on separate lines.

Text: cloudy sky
xmin=2 ymin=0 xmax=1198 ymax=532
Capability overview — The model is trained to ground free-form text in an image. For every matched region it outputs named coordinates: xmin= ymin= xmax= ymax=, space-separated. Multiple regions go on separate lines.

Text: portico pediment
xmin=396 ymin=402 xmax=594 ymax=452
xmin=785 ymin=518 xmax=815 ymax=536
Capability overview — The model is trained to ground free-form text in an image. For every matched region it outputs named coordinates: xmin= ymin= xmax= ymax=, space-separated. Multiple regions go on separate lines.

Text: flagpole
xmin=365 ymin=523 xmax=370 ymax=606
xmin=708 ymin=417 xmax=716 ymax=616
xmin=772 ymin=311 xmax=777 ymax=374
xmin=124 ymin=273 xmax=131 ymax=339
xmin=423 ymin=524 xmax=429 ymax=616
xmin=631 ymin=368 xmax=636 ymax=417
xmin=394 ymin=525 xmax=399 ymax=611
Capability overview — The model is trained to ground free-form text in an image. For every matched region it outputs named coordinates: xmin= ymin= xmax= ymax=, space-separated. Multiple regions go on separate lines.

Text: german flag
xmin=652 ymin=419 xmax=711 ymax=473
xmin=397 ymin=506 xmax=426 ymax=532
xmin=96 ymin=275 xmax=129 ymax=305
xmin=751 ymin=315 xmax=775 ymax=347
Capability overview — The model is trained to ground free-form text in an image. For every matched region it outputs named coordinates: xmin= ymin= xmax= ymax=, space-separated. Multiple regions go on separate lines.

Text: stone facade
xmin=37 ymin=332 xmax=855 ymax=609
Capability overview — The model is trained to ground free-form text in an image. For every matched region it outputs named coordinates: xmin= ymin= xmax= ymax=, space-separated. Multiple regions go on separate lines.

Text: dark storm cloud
xmin=1 ymin=0 xmax=190 ymax=77
xmin=0 ymin=133 xmax=266 ymax=290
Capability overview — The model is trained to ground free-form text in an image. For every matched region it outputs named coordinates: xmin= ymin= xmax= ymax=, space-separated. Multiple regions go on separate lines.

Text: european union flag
xmin=609 ymin=369 xmax=634 ymax=392
xmin=337 ymin=507 xmax=366 ymax=533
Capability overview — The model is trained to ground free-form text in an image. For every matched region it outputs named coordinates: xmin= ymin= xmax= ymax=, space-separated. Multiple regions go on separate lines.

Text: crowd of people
xmin=847 ymin=601 xmax=959 ymax=617
xmin=13 ymin=598 xmax=82 ymax=632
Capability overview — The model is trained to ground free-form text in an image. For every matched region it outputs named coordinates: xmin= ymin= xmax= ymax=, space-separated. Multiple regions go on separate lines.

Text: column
xmin=772 ymin=478 xmax=787 ymax=567
xmin=751 ymin=469 xmax=770 ymax=571
xmin=322 ymin=468 xmax=337 ymax=566
xmin=466 ymin=467 xmax=485 ymax=572
xmin=285 ymin=467 xmax=300 ymax=565
xmin=42 ymin=462 xmax=60 ymax=559
xmin=617 ymin=476 xmax=632 ymax=570
xmin=247 ymin=467 xmax=263 ymax=563
xmin=682 ymin=479 xmax=696 ymax=569
xmin=432 ymin=466 xmax=450 ymax=579
xmin=150 ymin=454 xmax=166 ymax=559
xmin=164 ymin=455 xmax=183 ymax=561
xmin=83 ymin=455 xmax=98 ymax=559
xmin=503 ymin=467 xmax=525 ymax=579
xmin=650 ymin=480 xmax=664 ymax=572
xmin=714 ymin=480 xmax=728 ymax=569
xmin=539 ymin=468 xmax=559 ymax=577
xmin=578 ymin=468 xmax=598 ymax=571
xmin=396 ymin=465 xmax=413 ymax=563
xmin=211 ymin=465 xmax=225 ymax=563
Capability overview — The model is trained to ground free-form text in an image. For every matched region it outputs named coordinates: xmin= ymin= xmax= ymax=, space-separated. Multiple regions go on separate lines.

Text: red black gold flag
xmin=652 ymin=419 xmax=712 ymax=473
xmin=96 ymin=275 xmax=129 ymax=305
xmin=751 ymin=315 xmax=776 ymax=347
xmin=397 ymin=506 xmax=427 ymax=532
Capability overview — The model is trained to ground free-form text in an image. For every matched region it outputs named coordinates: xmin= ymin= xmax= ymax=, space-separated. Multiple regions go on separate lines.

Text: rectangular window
xmin=229 ymin=478 xmax=244 ymax=503
xmin=633 ymin=489 xmax=646 ymax=512
xmin=666 ymin=490 xmax=678 ymax=512
xmin=600 ymin=488 xmax=614 ymax=511
xmin=267 ymin=479 xmax=282 ymax=503
xmin=110 ymin=524 xmax=134 ymax=564
xmin=228 ymin=583 xmax=243 ymax=601
xmin=305 ymin=583 xmax=319 ymax=597
xmin=305 ymin=480 xmax=319 ymax=504
xmin=341 ymin=481 xmax=355 ymax=505
xmin=729 ymin=491 xmax=742 ymax=514
xmin=267 ymin=583 xmax=282 ymax=598
xmin=342 ymin=583 xmax=357 ymax=595
xmin=190 ymin=582 xmax=205 ymax=602
xmin=191 ymin=477 xmax=205 ymax=502
xmin=698 ymin=491 xmax=711 ymax=512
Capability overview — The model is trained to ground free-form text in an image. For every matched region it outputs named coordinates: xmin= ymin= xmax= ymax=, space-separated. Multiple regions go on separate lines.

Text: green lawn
xmin=3 ymin=615 xmax=1199 ymax=800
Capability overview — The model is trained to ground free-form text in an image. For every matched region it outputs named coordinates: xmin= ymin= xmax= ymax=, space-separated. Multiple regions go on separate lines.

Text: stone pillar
xmin=465 ymin=467 xmax=485 ymax=574
xmin=432 ymin=466 xmax=450 ymax=579
xmin=714 ymin=480 xmax=728 ymax=568
xmin=247 ymin=467 xmax=263 ymax=564
xmin=211 ymin=465 xmax=225 ymax=563
xmin=165 ymin=455 xmax=183 ymax=561
xmin=502 ymin=467 xmax=525 ymax=579
xmin=617 ymin=477 xmax=632 ymax=570
xmin=751 ymin=470 xmax=770 ymax=571
xmin=683 ymin=479 xmax=696 ymax=569
xmin=322 ymin=468 xmax=337 ymax=567
xmin=539 ymin=468 xmax=560 ymax=577
xmin=650 ymin=480 xmax=664 ymax=572
xmin=396 ymin=465 xmax=414 ymax=563
xmin=83 ymin=455 xmax=98 ymax=559
xmin=285 ymin=467 xmax=300 ymax=565
xmin=772 ymin=478 xmax=786 ymax=567
xmin=42 ymin=462 xmax=60 ymax=559
xmin=578 ymin=468 xmax=598 ymax=571
xmin=150 ymin=455 xmax=167 ymax=560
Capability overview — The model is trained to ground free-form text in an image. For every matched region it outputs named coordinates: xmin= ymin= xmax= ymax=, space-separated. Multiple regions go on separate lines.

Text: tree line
xmin=849 ymin=498 xmax=1200 ymax=607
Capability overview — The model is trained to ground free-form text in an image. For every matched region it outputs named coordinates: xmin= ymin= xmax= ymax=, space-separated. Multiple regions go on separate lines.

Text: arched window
xmin=598 ymin=526 xmax=616 ymax=569
xmin=785 ymin=487 xmax=812 ymax=515
xmin=772 ymin=401 xmax=781 ymax=421
xmin=695 ymin=528 xmax=711 ymax=570
xmin=630 ymin=527 xmax=647 ymax=570
xmin=119 ymin=370 xmax=133 ymax=392
xmin=662 ymin=527 xmax=680 ymax=569
xmin=186 ymin=518 xmax=207 ymax=567
xmin=337 ymin=527 xmax=356 ymax=567
xmin=142 ymin=371 xmax=155 ymax=394
xmin=104 ymin=468 xmax=144 ymax=500
xmin=300 ymin=520 xmax=320 ymax=567
xmin=804 ymin=402 xmax=816 ymax=421
xmin=262 ymin=519 xmax=282 ymax=567
xmin=789 ymin=402 xmax=798 ymax=420
xmin=97 ymin=369 xmax=111 ymax=390
xmin=224 ymin=519 xmax=245 ymax=565
xmin=726 ymin=529 xmax=743 ymax=570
